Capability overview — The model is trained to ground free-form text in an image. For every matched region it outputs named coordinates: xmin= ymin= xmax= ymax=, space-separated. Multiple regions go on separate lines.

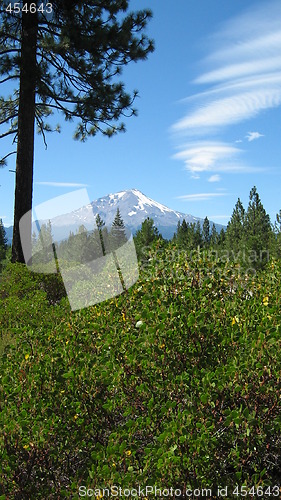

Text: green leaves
xmin=200 ymin=394 xmax=208 ymax=404
xmin=0 ymin=247 xmax=281 ymax=495
xmin=62 ymin=369 xmax=74 ymax=379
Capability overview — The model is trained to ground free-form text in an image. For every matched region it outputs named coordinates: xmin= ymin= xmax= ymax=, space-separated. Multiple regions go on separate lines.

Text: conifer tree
xmin=0 ymin=218 xmax=8 ymax=260
xmin=225 ymin=198 xmax=245 ymax=254
xmin=95 ymin=213 xmax=106 ymax=257
xmin=244 ymin=186 xmax=272 ymax=268
xmin=136 ymin=217 xmax=159 ymax=246
xmin=274 ymin=209 xmax=281 ymax=258
xmin=173 ymin=221 xmax=181 ymax=244
xmin=218 ymin=227 xmax=226 ymax=247
xmin=275 ymin=210 xmax=281 ymax=233
xmin=76 ymin=224 xmax=89 ymax=263
xmin=210 ymin=224 xmax=218 ymax=247
xmin=32 ymin=219 xmax=53 ymax=265
xmin=202 ymin=216 xmax=210 ymax=248
xmin=134 ymin=216 xmax=160 ymax=259
xmin=111 ymin=208 xmax=127 ymax=250
xmin=175 ymin=219 xmax=189 ymax=247
xmin=187 ymin=222 xmax=196 ymax=250
xmin=96 ymin=214 xmax=105 ymax=231
xmin=194 ymin=221 xmax=202 ymax=248
xmin=0 ymin=1 xmax=154 ymax=262
xmin=180 ymin=219 xmax=189 ymax=247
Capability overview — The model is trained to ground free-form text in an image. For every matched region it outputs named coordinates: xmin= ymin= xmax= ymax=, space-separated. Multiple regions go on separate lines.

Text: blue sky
xmin=1 ymin=0 xmax=281 ymax=228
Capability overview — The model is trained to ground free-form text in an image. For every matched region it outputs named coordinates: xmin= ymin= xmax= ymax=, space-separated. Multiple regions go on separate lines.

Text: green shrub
xmin=0 ymin=248 xmax=280 ymax=498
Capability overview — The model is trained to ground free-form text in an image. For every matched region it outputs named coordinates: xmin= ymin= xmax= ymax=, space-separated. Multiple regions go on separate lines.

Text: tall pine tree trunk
xmin=11 ymin=6 xmax=38 ymax=263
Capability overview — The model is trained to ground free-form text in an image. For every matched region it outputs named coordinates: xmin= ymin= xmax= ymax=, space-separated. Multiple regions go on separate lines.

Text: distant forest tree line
xmin=134 ymin=186 xmax=281 ymax=272
xmin=1 ymin=186 xmax=281 ymax=272
xmin=28 ymin=207 xmax=128 ymax=266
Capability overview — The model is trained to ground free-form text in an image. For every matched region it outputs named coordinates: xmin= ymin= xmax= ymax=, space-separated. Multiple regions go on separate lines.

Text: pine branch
xmin=38 ymin=77 xmax=83 ymax=105
xmin=39 ymin=52 xmax=87 ymax=93
xmin=0 ymin=150 xmax=16 ymax=167
xmin=37 ymin=22 xmax=62 ymax=36
xmin=35 ymin=113 xmax=48 ymax=149
xmin=0 ymin=113 xmax=18 ymax=126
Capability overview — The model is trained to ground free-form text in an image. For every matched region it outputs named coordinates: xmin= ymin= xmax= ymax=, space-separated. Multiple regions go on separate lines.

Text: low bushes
xmin=0 ymin=247 xmax=280 ymax=498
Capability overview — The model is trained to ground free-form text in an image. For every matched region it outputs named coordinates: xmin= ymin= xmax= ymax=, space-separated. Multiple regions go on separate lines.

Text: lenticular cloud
xmin=172 ymin=0 xmax=281 ymax=174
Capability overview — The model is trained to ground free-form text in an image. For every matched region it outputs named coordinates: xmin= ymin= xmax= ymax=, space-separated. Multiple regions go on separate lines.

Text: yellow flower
xmin=23 ymin=444 xmax=29 ymax=449
xmin=159 ymin=344 xmax=165 ymax=349
xmin=263 ymin=296 xmax=269 ymax=306
xmin=112 ymin=463 xmax=116 ymax=467
xmin=231 ymin=316 xmax=239 ymax=325
xmin=73 ymin=414 xmax=79 ymax=420
xmin=122 ymin=312 xmax=126 ymax=321
xmin=125 ymin=450 xmax=131 ymax=456
xmin=25 ymin=354 xmax=29 ymax=360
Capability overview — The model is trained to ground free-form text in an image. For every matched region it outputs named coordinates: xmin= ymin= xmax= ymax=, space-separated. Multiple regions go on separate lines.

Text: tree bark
xmin=11 ymin=5 xmax=38 ymax=263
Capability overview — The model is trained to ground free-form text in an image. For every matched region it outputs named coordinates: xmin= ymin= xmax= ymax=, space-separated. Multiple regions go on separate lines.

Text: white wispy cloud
xmin=173 ymin=141 xmax=262 ymax=174
xmin=209 ymin=3 xmax=281 ymax=63
xmin=177 ymin=193 xmax=227 ymax=202
xmin=195 ymin=57 xmax=281 ymax=85
xmin=246 ymin=131 xmax=264 ymax=142
xmin=208 ymin=174 xmax=221 ymax=182
xmin=36 ymin=181 xmax=90 ymax=187
xmin=174 ymin=88 xmax=281 ymax=132
xmin=172 ymin=0 xmax=281 ymax=173
xmin=173 ymin=141 xmax=265 ymax=175
xmin=173 ymin=142 xmax=241 ymax=172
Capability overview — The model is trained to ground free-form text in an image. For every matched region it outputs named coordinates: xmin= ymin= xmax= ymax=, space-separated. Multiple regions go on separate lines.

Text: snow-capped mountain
xmin=42 ymin=188 xmax=224 ymax=241
xmin=4 ymin=189 xmax=224 ymax=245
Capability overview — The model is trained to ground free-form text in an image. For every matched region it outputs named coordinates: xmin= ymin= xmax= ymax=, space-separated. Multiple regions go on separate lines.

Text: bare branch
xmin=0 ymin=48 xmax=20 ymax=56
xmin=0 ymin=74 xmax=19 ymax=85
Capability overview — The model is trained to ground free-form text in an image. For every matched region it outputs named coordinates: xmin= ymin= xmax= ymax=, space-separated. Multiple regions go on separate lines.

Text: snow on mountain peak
xmin=127 ymin=188 xmax=174 ymax=214
xmin=109 ymin=191 xmax=126 ymax=200
xmin=34 ymin=187 xmax=224 ymax=243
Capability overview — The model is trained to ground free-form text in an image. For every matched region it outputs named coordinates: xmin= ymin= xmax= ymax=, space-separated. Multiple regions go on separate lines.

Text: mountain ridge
xmin=4 ymin=188 xmax=225 ymax=243
xmin=48 ymin=188 xmax=224 ymax=240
